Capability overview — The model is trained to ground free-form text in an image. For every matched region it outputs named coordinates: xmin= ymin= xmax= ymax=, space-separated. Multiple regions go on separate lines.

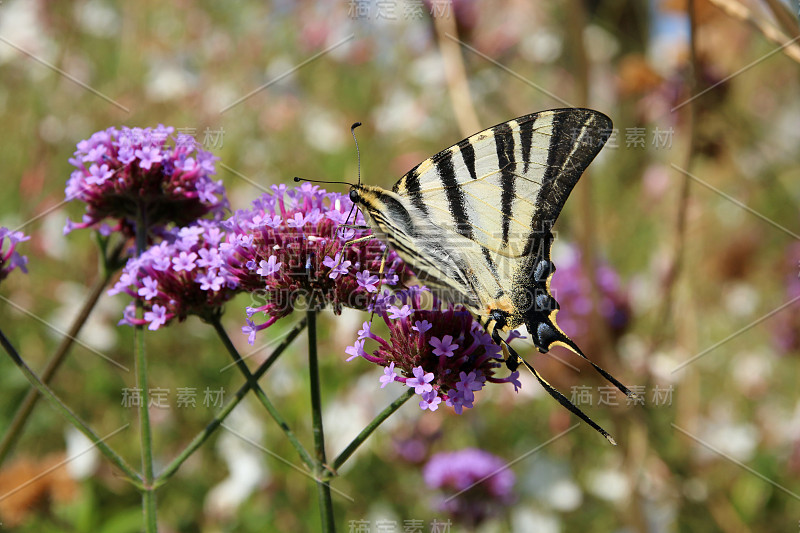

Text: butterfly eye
xmin=349 ymin=189 xmax=360 ymax=204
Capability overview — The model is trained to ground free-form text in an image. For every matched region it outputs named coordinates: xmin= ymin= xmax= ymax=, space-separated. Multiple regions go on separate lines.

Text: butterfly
xmin=346 ymin=108 xmax=634 ymax=444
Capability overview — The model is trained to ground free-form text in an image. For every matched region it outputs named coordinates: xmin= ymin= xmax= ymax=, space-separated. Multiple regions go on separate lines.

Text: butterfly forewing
xmin=393 ymin=109 xmax=611 ymax=260
xmin=387 ymin=109 xmax=611 ymax=324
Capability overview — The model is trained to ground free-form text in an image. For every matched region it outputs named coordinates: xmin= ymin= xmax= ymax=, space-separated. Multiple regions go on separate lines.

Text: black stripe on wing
xmin=494 ymin=122 xmax=517 ymax=247
xmin=436 ymin=148 xmax=473 ymax=240
xmin=399 ymin=165 xmax=430 ymax=217
xmin=456 ymin=137 xmax=479 ymax=181
xmin=519 ymin=117 xmax=534 ymax=174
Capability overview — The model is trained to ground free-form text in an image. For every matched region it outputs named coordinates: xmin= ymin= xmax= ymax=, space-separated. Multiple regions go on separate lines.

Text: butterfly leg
xmin=334 ymin=234 xmax=376 ymax=270
xmin=367 ymin=246 xmax=391 ymax=322
xmin=489 ymin=327 xmax=518 ymax=370
xmin=484 ymin=320 xmax=514 ymax=366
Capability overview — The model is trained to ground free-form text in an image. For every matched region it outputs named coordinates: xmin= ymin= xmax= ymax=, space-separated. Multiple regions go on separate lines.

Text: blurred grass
xmin=2 ymin=0 xmax=800 ymax=531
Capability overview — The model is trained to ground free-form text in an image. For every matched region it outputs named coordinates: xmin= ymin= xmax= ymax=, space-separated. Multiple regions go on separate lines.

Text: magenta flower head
xmin=219 ymin=183 xmax=408 ymax=344
xmin=550 ymin=243 xmax=630 ymax=345
xmin=0 ymin=227 xmax=29 ymax=283
xmin=423 ymin=448 xmax=515 ymax=527
xmin=348 ymin=287 xmax=521 ymax=413
xmin=108 ymin=220 xmax=238 ymax=330
xmin=64 ymin=125 xmax=227 ymax=236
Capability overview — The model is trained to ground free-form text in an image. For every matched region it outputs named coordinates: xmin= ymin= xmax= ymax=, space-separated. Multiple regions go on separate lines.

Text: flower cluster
xmin=109 ymin=220 xmax=239 ymax=330
xmin=218 ymin=183 xmax=408 ymax=344
xmin=0 ymin=227 xmax=29 ymax=283
xmin=64 ymin=125 xmax=227 ymax=236
xmin=550 ymin=243 xmax=630 ymax=343
xmin=423 ymin=448 xmax=515 ymax=527
xmin=347 ymin=287 xmax=521 ymax=413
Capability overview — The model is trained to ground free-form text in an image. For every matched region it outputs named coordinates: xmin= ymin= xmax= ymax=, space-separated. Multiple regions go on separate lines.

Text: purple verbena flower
xmin=109 ymin=220 xmax=239 ymax=330
xmin=348 ymin=287 xmax=521 ymax=414
xmin=218 ymin=184 xmax=410 ymax=344
xmin=406 ymin=366 xmax=434 ymax=394
xmin=419 ymin=390 xmax=442 ymax=411
xmin=323 ymin=252 xmax=351 ymax=279
xmin=172 ymin=251 xmax=198 ymax=272
xmin=455 ymin=371 xmax=485 ymax=403
xmin=379 ymin=362 xmax=398 ymax=388
xmin=137 ymin=276 xmax=159 ymax=300
xmin=429 ymin=335 xmax=458 ymax=357
xmin=356 ymin=270 xmax=380 ymax=293
xmin=0 ymin=227 xmax=30 ymax=283
xmin=388 ymin=304 xmax=413 ymax=320
xmin=412 ymin=320 xmax=432 ymax=334
xmin=423 ymin=448 xmax=516 ymax=527
xmin=144 ymin=304 xmax=169 ymax=331
xmin=64 ymin=125 xmax=228 ymax=236
xmin=345 ymin=339 xmax=367 ymax=362
xmin=256 ymin=255 xmax=282 ymax=277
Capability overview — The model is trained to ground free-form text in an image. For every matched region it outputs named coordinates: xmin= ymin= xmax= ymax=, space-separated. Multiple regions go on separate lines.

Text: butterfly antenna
xmin=293 ymin=176 xmax=356 ymax=186
xmin=343 ymin=122 xmax=364 ymax=228
xmin=351 ymin=122 xmax=363 ymax=186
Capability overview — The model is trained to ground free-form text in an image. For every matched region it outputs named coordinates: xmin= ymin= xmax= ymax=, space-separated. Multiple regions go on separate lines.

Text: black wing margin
xmin=523 ymin=108 xmax=612 ymax=256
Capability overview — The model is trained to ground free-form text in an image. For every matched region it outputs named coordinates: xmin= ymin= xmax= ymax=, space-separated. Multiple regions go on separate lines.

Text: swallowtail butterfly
xmin=348 ymin=108 xmax=634 ymax=443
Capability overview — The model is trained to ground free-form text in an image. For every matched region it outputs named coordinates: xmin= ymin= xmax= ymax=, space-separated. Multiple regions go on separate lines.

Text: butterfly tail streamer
xmin=528 ymin=313 xmax=637 ymax=400
xmin=502 ymin=339 xmax=617 ymax=445
xmin=493 ymin=330 xmax=617 ymax=445
xmin=553 ymin=334 xmax=637 ymax=400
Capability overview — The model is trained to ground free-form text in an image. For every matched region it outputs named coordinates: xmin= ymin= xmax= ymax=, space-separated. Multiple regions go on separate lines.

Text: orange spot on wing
xmin=485 ymin=296 xmax=516 ymax=317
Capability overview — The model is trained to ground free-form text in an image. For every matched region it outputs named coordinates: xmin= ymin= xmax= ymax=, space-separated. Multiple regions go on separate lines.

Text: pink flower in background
xmin=423 ymin=448 xmax=515 ymax=527
xmin=64 ymin=125 xmax=227 ymax=237
xmin=549 ymin=243 xmax=630 ymax=344
xmin=0 ymin=227 xmax=29 ymax=283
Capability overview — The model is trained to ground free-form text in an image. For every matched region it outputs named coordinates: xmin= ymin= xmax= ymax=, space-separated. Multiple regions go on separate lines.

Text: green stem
xmin=0 ymin=241 xmax=124 ymax=467
xmin=307 ymin=310 xmax=335 ymax=532
xmin=332 ymin=389 xmax=414 ymax=472
xmin=0 ymin=328 xmax=142 ymax=485
xmin=154 ymin=318 xmax=307 ymax=487
xmin=209 ymin=315 xmax=315 ymax=469
xmin=134 ymin=205 xmax=157 ymax=531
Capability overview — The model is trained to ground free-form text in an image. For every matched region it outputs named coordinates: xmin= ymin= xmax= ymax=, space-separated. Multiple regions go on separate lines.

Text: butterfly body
xmin=349 ymin=108 xmax=632 ymax=443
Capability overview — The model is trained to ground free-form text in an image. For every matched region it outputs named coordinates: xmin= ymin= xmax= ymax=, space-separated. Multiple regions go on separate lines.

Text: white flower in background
xmin=586 ymin=468 xmax=630 ymax=503
xmin=64 ymin=427 xmax=100 ymax=480
xmin=204 ymin=402 xmax=268 ymax=518
xmin=511 ymin=507 xmax=561 ymax=533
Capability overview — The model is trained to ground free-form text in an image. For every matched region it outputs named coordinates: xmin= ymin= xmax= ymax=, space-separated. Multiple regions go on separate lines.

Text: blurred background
xmin=1 ymin=0 xmax=799 ymax=531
